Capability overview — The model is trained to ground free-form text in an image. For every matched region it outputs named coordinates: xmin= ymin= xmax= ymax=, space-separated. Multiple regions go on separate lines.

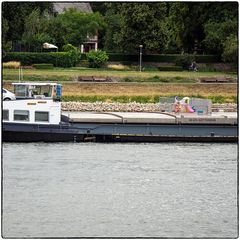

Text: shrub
xmin=175 ymin=54 xmax=194 ymax=70
xmin=86 ymin=50 xmax=109 ymax=68
xmin=2 ymin=61 xmax=21 ymax=69
xmin=32 ymin=63 xmax=54 ymax=69
xmin=62 ymin=44 xmax=77 ymax=52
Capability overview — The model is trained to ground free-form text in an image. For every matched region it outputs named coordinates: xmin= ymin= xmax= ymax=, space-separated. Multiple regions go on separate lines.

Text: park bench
xmin=77 ymin=76 xmax=112 ymax=82
xmin=199 ymin=77 xmax=235 ymax=83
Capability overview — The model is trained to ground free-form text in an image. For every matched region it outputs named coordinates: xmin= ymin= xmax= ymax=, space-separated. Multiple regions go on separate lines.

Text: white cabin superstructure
xmin=3 ymin=99 xmax=61 ymax=125
xmin=3 ymin=82 xmax=62 ymax=125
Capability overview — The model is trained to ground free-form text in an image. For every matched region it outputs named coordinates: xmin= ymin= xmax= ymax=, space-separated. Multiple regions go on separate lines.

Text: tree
xmin=2 ymin=2 xmax=53 ymax=42
xmin=55 ymin=8 xmax=105 ymax=47
xmin=22 ymin=8 xmax=52 ymax=50
xmin=203 ymin=17 xmax=237 ymax=55
xmin=167 ymin=2 xmax=212 ymax=53
xmin=222 ymin=35 xmax=238 ymax=63
xmin=111 ymin=3 xmax=169 ymax=53
xmin=2 ymin=18 xmax=9 ymax=43
xmin=205 ymin=2 xmax=238 ymax=23
xmin=167 ymin=3 xmax=189 ymax=52
xmin=3 ymin=1 xmax=238 ymax=61
xmin=102 ymin=3 xmax=123 ymax=52
xmin=166 ymin=2 xmax=238 ymax=54
xmin=2 ymin=18 xmax=12 ymax=54
xmin=45 ymin=17 xmax=68 ymax=50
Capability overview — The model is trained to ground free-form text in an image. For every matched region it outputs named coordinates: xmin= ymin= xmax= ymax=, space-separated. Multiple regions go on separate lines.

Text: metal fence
xmin=189 ymin=98 xmax=212 ymax=114
xmin=159 ymin=97 xmax=176 ymax=112
xmin=159 ymin=97 xmax=212 ymax=114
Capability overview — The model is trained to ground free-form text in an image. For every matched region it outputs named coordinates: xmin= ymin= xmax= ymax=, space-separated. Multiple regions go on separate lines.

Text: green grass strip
xmin=62 ymin=95 xmax=237 ymax=104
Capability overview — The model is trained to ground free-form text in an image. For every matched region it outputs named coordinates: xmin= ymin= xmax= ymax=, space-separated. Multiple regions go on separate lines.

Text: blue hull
xmin=2 ymin=122 xmax=238 ymax=143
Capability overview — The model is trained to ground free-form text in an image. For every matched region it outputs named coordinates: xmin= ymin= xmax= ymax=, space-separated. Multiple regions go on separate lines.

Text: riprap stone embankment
xmin=62 ymin=102 xmax=237 ymax=112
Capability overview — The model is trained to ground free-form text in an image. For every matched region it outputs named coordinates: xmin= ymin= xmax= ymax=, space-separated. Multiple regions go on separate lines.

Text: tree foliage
xmin=203 ymin=17 xmax=237 ymax=54
xmin=2 ymin=2 xmax=53 ymax=41
xmin=55 ymin=8 xmax=105 ymax=47
xmin=2 ymin=2 xmax=238 ymax=63
xmin=102 ymin=3 xmax=122 ymax=52
xmin=222 ymin=35 xmax=238 ymax=63
xmin=2 ymin=17 xmax=12 ymax=53
xmin=22 ymin=9 xmax=52 ymax=49
xmin=98 ymin=2 xmax=237 ymax=61
xmin=104 ymin=3 xmax=169 ymax=53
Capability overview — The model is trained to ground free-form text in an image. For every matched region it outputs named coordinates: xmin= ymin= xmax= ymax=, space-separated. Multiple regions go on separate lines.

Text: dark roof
xmin=53 ymin=2 xmax=92 ymax=13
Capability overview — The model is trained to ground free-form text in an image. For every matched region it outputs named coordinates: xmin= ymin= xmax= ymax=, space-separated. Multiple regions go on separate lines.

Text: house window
xmin=14 ymin=110 xmax=29 ymax=121
xmin=35 ymin=111 xmax=49 ymax=122
xmin=3 ymin=110 xmax=9 ymax=120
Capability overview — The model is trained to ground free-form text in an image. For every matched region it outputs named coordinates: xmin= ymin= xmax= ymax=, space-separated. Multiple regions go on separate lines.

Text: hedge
xmin=108 ymin=53 xmax=221 ymax=63
xmin=3 ymin=52 xmax=222 ymax=67
xmin=32 ymin=63 xmax=54 ymax=69
xmin=3 ymin=52 xmax=80 ymax=67
xmin=158 ymin=66 xmax=182 ymax=71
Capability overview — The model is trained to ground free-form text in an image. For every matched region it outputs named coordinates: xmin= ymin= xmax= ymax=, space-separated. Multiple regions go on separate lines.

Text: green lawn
xmin=3 ymin=67 xmax=237 ymax=83
xmin=3 ymin=68 xmax=237 ymax=103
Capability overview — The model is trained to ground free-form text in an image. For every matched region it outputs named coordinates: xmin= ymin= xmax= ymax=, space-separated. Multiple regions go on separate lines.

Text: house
xmin=53 ymin=2 xmax=92 ymax=13
xmin=53 ymin=2 xmax=98 ymax=53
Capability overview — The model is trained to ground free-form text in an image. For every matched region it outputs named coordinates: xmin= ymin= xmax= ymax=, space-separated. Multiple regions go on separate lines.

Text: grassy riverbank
xmin=2 ymin=67 xmax=237 ymax=83
xmin=3 ymin=67 xmax=237 ymax=103
xmin=61 ymin=82 xmax=237 ymax=103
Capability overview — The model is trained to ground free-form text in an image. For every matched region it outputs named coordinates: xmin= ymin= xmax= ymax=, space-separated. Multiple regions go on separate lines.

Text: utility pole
xmin=139 ymin=45 xmax=143 ymax=72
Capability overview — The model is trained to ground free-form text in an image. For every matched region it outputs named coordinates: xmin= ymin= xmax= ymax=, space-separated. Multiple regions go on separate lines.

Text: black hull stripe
xmin=2 ymin=131 xmax=237 ymax=143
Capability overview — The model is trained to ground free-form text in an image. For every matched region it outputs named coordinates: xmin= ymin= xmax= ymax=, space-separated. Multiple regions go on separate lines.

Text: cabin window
xmin=3 ymin=110 xmax=9 ymax=120
xmin=14 ymin=110 xmax=29 ymax=121
xmin=34 ymin=86 xmax=52 ymax=97
xmin=14 ymin=85 xmax=28 ymax=97
xmin=35 ymin=111 xmax=49 ymax=122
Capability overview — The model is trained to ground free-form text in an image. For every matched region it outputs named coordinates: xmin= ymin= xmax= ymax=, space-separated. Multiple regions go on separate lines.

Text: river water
xmin=2 ymin=142 xmax=238 ymax=238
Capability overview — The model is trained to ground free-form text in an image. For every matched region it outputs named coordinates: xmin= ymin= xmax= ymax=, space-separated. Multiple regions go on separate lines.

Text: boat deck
xmin=62 ymin=111 xmax=237 ymax=125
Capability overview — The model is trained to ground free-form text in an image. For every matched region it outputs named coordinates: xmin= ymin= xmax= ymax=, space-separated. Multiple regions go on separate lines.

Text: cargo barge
xmin=2 ymin=83 xmax=238 ymax=143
